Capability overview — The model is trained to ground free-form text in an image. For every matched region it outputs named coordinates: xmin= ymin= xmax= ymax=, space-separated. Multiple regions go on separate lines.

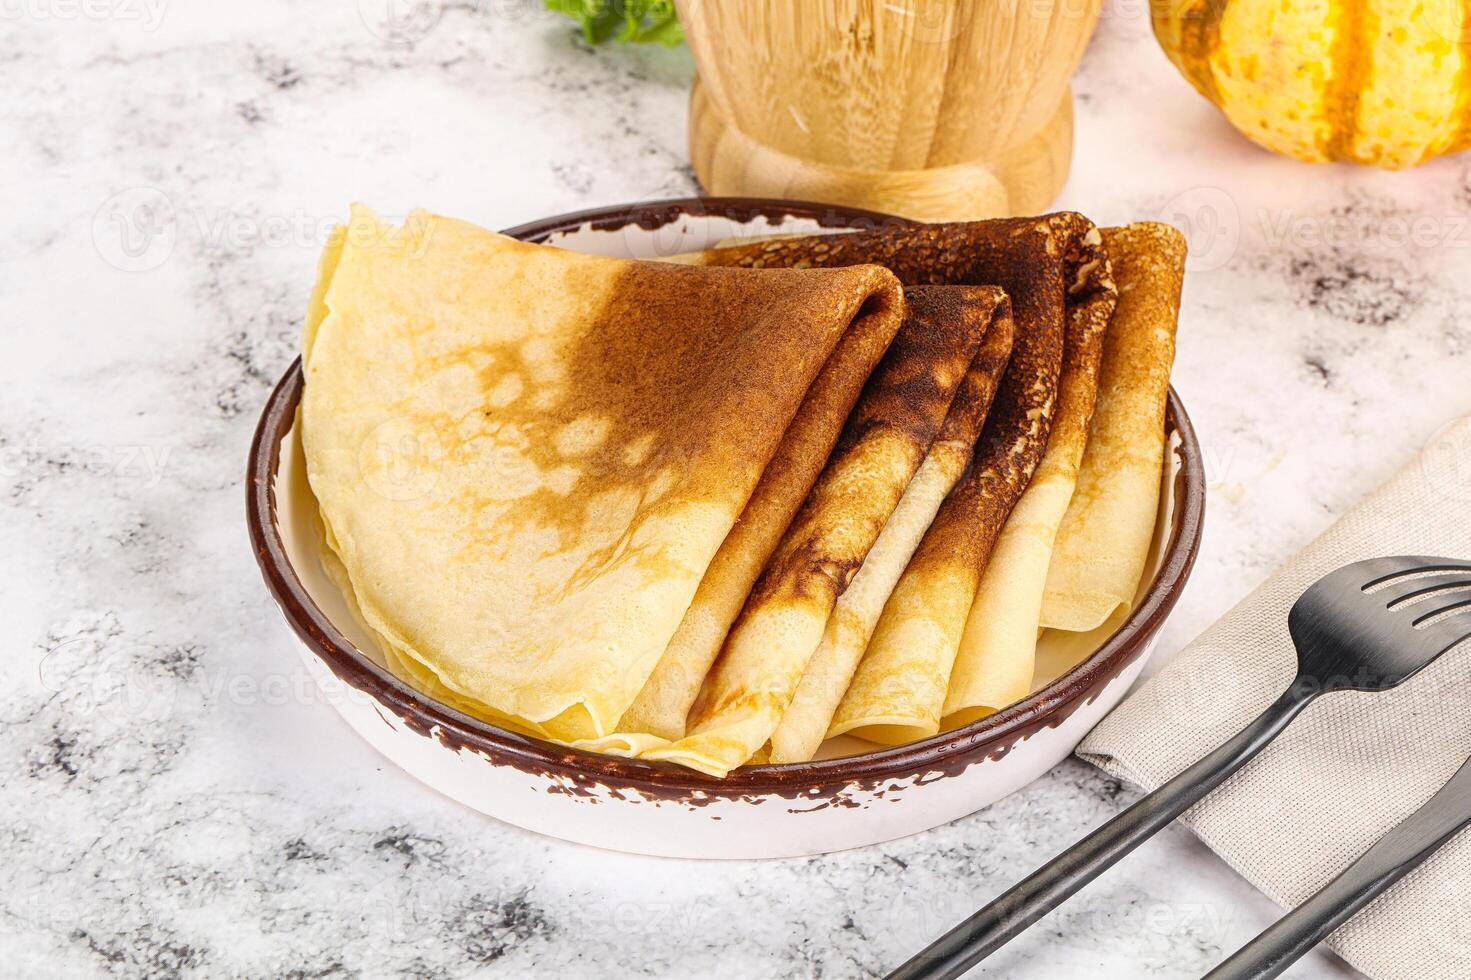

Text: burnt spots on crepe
xmin=703 ymin=216 xmax=1066 ymax=296
xmin=933 ymin=297 xmax=1016 ymax=448
xmin=698 ymin=216 xmax=1081 ymax=453
xmin=864 ymin=286 xmax=1010 ymax=446
xmin=699 ymin=216 xmax=1120 ymax=586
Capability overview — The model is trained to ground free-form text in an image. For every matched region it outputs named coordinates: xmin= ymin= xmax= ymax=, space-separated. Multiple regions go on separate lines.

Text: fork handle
xmin=886 ymin=686 xmax=1310 ymax=980
xmin=1205 ymin=754 xmax=1471 ymax=980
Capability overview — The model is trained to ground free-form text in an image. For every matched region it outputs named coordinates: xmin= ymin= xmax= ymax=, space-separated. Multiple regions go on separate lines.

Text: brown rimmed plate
xmin=247 ymin=198 xmax=1204 ymax=858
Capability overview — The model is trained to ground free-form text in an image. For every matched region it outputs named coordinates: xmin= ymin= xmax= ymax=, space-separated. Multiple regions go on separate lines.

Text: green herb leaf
xmin=545 ymin=0 xmax=683 ymax=47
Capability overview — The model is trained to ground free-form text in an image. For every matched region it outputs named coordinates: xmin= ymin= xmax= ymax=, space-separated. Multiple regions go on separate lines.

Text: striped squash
xmin=1153 ymin=0 xmax=1471 ymax=168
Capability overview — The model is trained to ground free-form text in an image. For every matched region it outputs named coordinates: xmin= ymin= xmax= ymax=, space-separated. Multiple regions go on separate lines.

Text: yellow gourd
xmin=1152 ymin=0 xmax=1471 ymax=168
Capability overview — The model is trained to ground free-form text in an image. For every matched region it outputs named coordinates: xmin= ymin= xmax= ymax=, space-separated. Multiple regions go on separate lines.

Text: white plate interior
xmin=540 ymin=212 xmax=841 ymax=260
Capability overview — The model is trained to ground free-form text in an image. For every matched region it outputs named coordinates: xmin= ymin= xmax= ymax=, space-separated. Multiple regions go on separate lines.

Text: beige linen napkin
xmin=1079 ymin=416 xmax=1471 ymax=980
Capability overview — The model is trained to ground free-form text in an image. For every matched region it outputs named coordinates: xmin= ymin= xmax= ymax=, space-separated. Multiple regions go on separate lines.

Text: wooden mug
xmin=677 ymin=0 xmax=1102 ymax=221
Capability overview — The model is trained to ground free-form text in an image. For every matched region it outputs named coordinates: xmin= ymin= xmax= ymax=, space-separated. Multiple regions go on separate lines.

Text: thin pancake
xmin=939 ymin=241 xmax=1117 ymax=729
xmin=625 ymin=216 xmax=1085 ymax=742
xmin=302 ymin=206 xmax=904 ymax=741
xmin=1041 ymin=223 xmax=1186 ymax=632
xmin=612 ymin=291 xmax=913 ymax=741
xmin=788 ymin=215 xmax=1115 ymax=745
xmin=644 ymin=286 xmax=1012 ymax=776
xmin=768 ymin=292 xmax=1015 ymax=764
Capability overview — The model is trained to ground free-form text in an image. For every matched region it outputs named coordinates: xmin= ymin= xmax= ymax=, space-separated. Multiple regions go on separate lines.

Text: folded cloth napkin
xmin=1079 ymin=416 xmax=1471 ymax=980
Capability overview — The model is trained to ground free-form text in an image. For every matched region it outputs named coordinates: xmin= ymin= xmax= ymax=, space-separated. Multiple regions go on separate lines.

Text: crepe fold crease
xmin=301 ymin=205 xmax=905 ymax=743
xmin=769 ymin=293 xmax=1017 ymax=764
xmin=938 ymin=227 xmax=1118 ymax=729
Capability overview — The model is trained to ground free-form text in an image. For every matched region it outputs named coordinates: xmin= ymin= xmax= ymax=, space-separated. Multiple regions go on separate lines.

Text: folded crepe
xmin=938 ymin=237 xmax=1117 ymax=729
xmin=1040 ymin=223 xmax=1187 ymax=633
xmin=640 ymin=286 xmax=1014 ymax=776
xmin=768 ymin=296 xmax=1017 ymax=763
xmin=301 ymin=205 xmax=905 ymax=742
xmin=770 ymin=213 xmax=1112 ymax=741
xmin=715 ymin=215 xmax=1116 ymax=746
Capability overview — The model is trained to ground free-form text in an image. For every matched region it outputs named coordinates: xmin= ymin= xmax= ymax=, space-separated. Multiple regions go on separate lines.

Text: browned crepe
xmin=302 ymin=207 xmax=905 ymax=741
xmin=688 ymin=215 xmax=1117 ymax=746
xmin=613 ymin=290 xmax=915 ymax=742
xmin=939 ymin=243 xmax=1117 ymax=729
xmin=768 ymin=294 xmax=1016 ymax=763
xmin=620 ymin=219 xmax=1076 ymax=742
xmin=1041 ymin=223 xmax=1186 ymax=632
xmin=642 ymin=286 xmax=1013 ymax=775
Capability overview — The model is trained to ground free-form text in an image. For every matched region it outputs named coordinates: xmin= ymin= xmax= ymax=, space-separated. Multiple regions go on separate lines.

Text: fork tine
xmin=1318 ymin=557 xmax=1430 ymax=594
xmin=1357 ymin=556 xmax=1471 ymax=594
xmin=1416 ymin=594 xmax=1471 ymax=650
xmin=1415 ymin=596 xmax=1471 ymax=628
xmin=1379 ymin=573 xmax=1471 ymax=609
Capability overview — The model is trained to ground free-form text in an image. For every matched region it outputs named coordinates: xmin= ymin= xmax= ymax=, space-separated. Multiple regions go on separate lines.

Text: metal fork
xmin=887 ymin=556 xmax=1471 ymax=980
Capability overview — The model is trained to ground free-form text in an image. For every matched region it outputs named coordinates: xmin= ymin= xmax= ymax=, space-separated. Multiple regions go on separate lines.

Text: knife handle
xmin=1205 ymin=754 xmax=1471 ymax=980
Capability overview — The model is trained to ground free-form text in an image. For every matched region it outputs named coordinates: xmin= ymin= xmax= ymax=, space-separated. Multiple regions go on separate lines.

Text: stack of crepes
xmin=300 ymin=205 xmax=1186 ymax=777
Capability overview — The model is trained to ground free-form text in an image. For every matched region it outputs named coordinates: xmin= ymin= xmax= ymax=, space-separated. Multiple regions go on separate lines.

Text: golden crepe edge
xmin=1040 ymin=222 xmax=1187 ymax=633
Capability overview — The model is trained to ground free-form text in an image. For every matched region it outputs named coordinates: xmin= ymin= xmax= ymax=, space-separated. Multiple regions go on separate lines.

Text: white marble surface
xmin=4 ymin=1 xmax=1469 ymax=977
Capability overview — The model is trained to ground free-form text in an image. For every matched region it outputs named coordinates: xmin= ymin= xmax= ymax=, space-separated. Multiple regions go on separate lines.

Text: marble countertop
xmin=5 ymin=1 xmax=1469 ymax=976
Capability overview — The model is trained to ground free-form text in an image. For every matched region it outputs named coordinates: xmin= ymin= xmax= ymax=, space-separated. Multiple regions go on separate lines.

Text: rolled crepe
xmin=823 ymin=215 xmax=1117 ymax=745
xmin=628 ymin=215 xmax=1094 ymax=743
xmin=767 ymin=296 xmax=1016 ymax=763
xmin=939 ymin=239 xmax=1118 ymax=729
xmin=643 ymin=287 xmax=1013 ymax=776
xmin=1040 ymin=223 xmax=1187 ymax=632
xmin=301 ymin=205 xmax=904 ymax=741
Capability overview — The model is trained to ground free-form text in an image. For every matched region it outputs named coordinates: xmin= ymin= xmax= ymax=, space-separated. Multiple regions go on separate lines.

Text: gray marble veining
xmin=3 ymin=0 xmax=1468 ymax=976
